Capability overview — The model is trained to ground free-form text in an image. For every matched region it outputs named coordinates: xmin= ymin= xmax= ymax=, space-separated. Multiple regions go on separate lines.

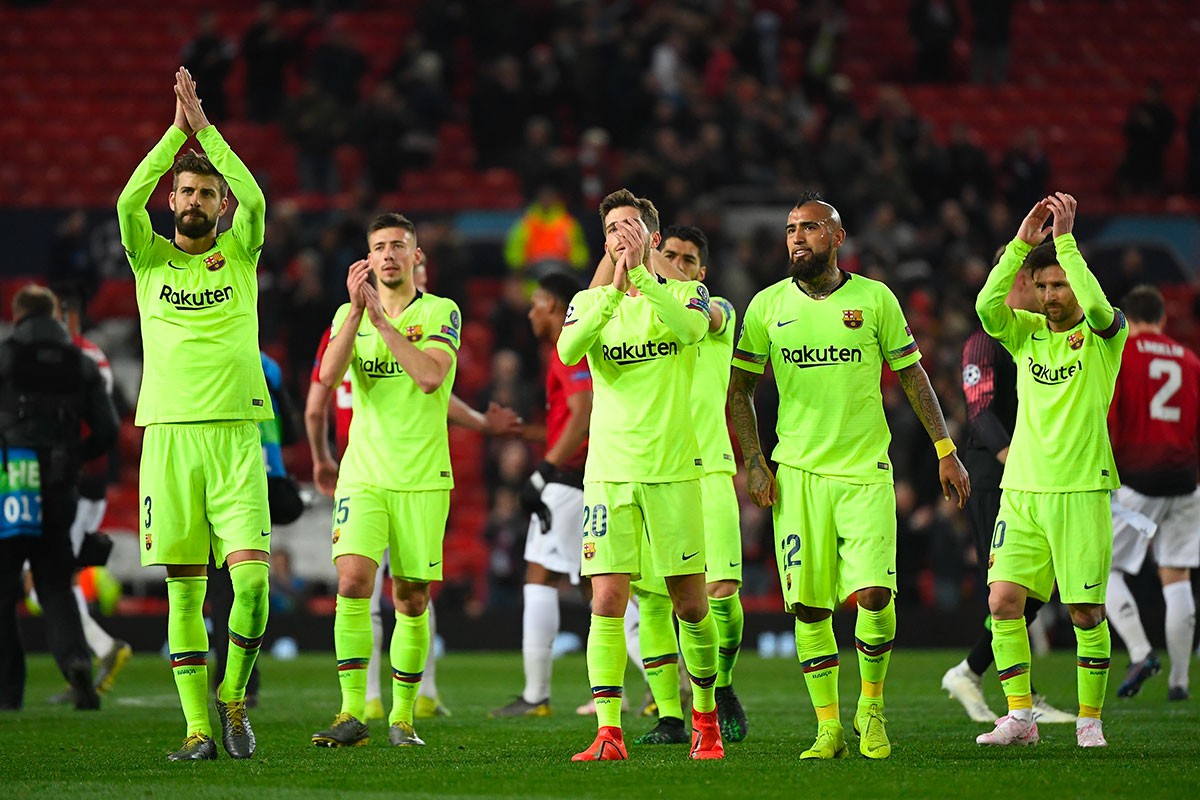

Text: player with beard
xmin=729 ymin=192 xmax=969 ymax=760
xmin=118 ymin=67 xmax=270 ymax=762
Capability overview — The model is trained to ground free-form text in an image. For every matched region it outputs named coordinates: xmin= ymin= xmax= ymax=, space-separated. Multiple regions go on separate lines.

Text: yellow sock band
xmin=861 ymin=679 xmax=883 ymax=700
xmin=1079 ymin=704 xmax=1102 ymax=719
xmin=1008 ymin=693 xmax=1033 ymax=711
xmin=815 ymin=703 xmax=839 ymax=723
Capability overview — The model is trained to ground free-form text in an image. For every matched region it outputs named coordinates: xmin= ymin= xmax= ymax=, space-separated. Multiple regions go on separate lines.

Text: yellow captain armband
xmin=934 ymin=438 xmax=957 ymax=459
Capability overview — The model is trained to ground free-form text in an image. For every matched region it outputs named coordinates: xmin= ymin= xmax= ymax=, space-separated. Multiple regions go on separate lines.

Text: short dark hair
xmin=598 ymin=189 xmax=660 ymax=234
xmin=12 ymin=284 xmax=58 ymax=320
xmin=172 ymin=150 xmax=229 ymax=200
xmin=793 ymin=191 xmax=842 ymax=231
xmin=367 ymin=212 xmax=417 ymax=242
xmin=536 ymin=270 xmax=582 ymax=308
xmin=661 ymin=225 xmax=709 ymax=266
xmin=1122 ymin=284 xmax=1166 ymax=324
xmin=1022 ymin=241 xmax=1059 ymax=277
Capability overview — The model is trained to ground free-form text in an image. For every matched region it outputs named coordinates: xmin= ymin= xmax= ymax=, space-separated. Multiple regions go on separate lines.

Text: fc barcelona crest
xmin=1068 ymin=331 xmax=1084 ymax=350
xmin=144 ymin=531 xmax=152 ymax=551
xmin=204 ymin=252 xmax=226 ymax=272
xmin=842 ymin=309 xmax=863 ymax=329
xmin=404 ymin=325 xmax=423 ymax=342
xmin=583 ymin=542 xmax=596 ymax=561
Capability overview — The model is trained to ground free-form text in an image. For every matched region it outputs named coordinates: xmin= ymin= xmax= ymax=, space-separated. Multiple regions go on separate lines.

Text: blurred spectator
xmin=503 ymin=185 xmax=590 ymax=281
xmin=511 ymin=117 xmax=573 ymax=198
xmin=181 ymin=11 xmax=234 ymax=122
xmin=488 ymin=277 xmax=543 ymax=382
xmin=352 ymin=82 xmax=425 ymax=195
xmin=864 ymin=86 xmax=921 ymax=157
xmin=1000 ymin=126 xmax=1050 ymax=216
xmin=282 ymin=80 xmax=346 ymax=195
xmin=946 ymin=122 xmax=994 ymax=201
xmin=1188 ymin=89 xmax=1200 ymax=195
xmin=269 ymin=548 xmax=309 ymax=614
xmin=483 ymin=486 xmax=527 ymax=610
xmin=577 ymin=127 xmax=617 ymax=208
xmin=1117 ymin=79 xmax=1177 ymax=195
xmin=48 ymin=210 xmax=100 ymax=308
xmin=968 ymin=0 xmax=1013 ymax=86
xmin=307 ymin=22 xmax=367 ymax=109
xmin=909 ymin=0 xmax=960 ymax=83
xmin=242 ymin=2 xmax=294 ymax=123
xmin=472 ymin=55 xmax=529 ymax=167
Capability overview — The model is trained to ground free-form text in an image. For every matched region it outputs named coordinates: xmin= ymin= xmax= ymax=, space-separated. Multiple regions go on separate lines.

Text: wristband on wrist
xmin=934 ymin=437 xmax=957 ymax=459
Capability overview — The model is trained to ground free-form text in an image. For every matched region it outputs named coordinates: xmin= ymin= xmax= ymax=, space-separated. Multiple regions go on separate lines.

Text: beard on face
xmin=380 ymin=272 xmax=406 ymax=290
xmin=175 ymin=208 xmax=216 ymax=238
xmin=788 ymin=245 xmax=832 ymax=283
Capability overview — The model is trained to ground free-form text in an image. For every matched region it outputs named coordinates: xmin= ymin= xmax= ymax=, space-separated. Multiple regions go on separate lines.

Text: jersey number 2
xmin=1149 ymin=358 xmax=1182 ymax=422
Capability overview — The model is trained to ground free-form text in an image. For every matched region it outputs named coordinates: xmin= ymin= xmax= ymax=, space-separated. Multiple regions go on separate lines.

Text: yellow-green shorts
xmin=773 ymin=465 xmax=896 ymax=611
xmin=632 ymin=471 xmax=741 ymax=597
xmin=989 ymin=489 xmax=1112 ymax=604
xmin=581 ymin=479 xmax=704 ymax=581
xmin=139 ymin=422 xmax=270 ymax=568
xmin=331 ymin=482 xmax=449 ymax=582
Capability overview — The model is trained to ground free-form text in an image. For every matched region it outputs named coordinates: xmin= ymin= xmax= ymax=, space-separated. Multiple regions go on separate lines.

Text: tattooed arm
xmin=897 ymin=362 xmax=971 ymax=507
xmin=728 ymin=366 xmax=778 ymax=508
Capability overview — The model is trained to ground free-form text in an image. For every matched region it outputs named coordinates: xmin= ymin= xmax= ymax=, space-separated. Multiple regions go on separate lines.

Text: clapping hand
xmin=174 ymin=67 xmax=211 ymax=133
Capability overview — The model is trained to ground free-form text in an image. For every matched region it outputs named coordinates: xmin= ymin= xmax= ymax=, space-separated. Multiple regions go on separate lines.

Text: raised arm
xmin=177 ymin=67 xmax=266 ymax=257
xmin=1045 ymin=193 xmax=1118 ymax=336
xmin=977 ymin=199 xmax=1050 ymax=340
xmin=897 ymin=362 xmax=971 ymax=507
xmin=116 ymin=125 xmax=188 ymax=264
xmin=558 ymin=287 xmax=622 ymax=366
xmin=627 ymin=266 xmax=709 ymax=345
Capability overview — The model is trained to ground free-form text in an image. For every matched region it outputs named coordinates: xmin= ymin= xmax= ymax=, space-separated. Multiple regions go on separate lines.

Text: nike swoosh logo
xmin=356 ymin=332 xmax=371 ymax=337
xmin=168 ymin=260 xmax=186 ymax=270
xmin=886 ymin=568 xmax=896 ymax=575
xmin=728 ymin=561 xmax=741 ymax=568
xmin=682 ymin=551 xmax=699 ymax=561
xmin=1032 ymin=332 xmax=1047 ymax=340
xmin=429 ymin=560 xmax=442 ymax=568
xmin=260 ymin=530 xmax=270 ymax=537
xmin=1083 ymin=581 xmax=1102 ymax=590
xmin=776 ymin=319 xmax=797 ymax=327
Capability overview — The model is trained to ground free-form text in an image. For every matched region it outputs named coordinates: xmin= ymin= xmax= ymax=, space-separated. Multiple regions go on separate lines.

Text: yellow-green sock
xmin=1075 ymin=620 xmax=1110 ymax=716
xmin=991 ymin=616 xmax=1033 ymax=713
xmin=678 ymin=612 xmax=718 ymax=714
xmin=854 ymin=598 xmax=895 ymax=712
xmin=708 ymin=592 xmax=744 ymax=688
xmin=586 ymin=613 xmax=626 ymax=729
xmin=637 ymin=591 xmax=682 ymax=719
xmin=167 ymin=576 xmax=211 ymax=737
xmin=795 ymin=616 xmax=839 ymax=718
xmin=219 ymin=560 xmax=269 ymax=703
xmin=389 ymin=608 xmax=430 ymax=727
xmin=334 ymin=595 xmax=372 ymax=719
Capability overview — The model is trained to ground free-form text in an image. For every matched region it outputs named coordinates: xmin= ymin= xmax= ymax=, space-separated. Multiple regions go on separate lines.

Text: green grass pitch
xmin=2 ymin=650 xmax=1196 ymax=799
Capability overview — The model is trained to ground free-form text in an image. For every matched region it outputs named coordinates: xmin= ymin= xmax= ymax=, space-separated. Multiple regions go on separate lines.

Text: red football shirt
xmin=1108 ymin=331 xmax=1200 ymax=495
xmin=312 ymin=327 xmax=353 ymax=456
xmin=545 ymin=345 xmax=591 ymax=472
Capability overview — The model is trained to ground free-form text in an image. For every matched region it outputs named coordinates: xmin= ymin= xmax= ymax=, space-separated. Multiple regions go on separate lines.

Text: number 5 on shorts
xmin=335 ymin=497 xmax=350 ymax=525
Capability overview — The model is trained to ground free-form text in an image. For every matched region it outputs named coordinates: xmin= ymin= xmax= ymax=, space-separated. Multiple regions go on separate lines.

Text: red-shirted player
xmin=1107 ymin=285 xmax=1200 ymax=702
xmin=302 ymin=254 xmax=521 ymax=721
xmin=490 ymin=271 xmax=594 ymax=718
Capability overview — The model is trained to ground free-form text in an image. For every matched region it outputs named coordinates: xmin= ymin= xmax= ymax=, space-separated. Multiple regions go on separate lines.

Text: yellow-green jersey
xmin=732 ymin=273 xmax=920 ymax=484
xmin=976 ymin=234 xmax=1128 ymax=493
xmin=693 ymin=296 xmax=737 ymax=476
xmin=330 ymin=292 xmax=461 ymax=491
xmin=118 ymin=125 xmax=271 ymax=426
xmin=558 ymin=265 xmax=710 ymax=483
